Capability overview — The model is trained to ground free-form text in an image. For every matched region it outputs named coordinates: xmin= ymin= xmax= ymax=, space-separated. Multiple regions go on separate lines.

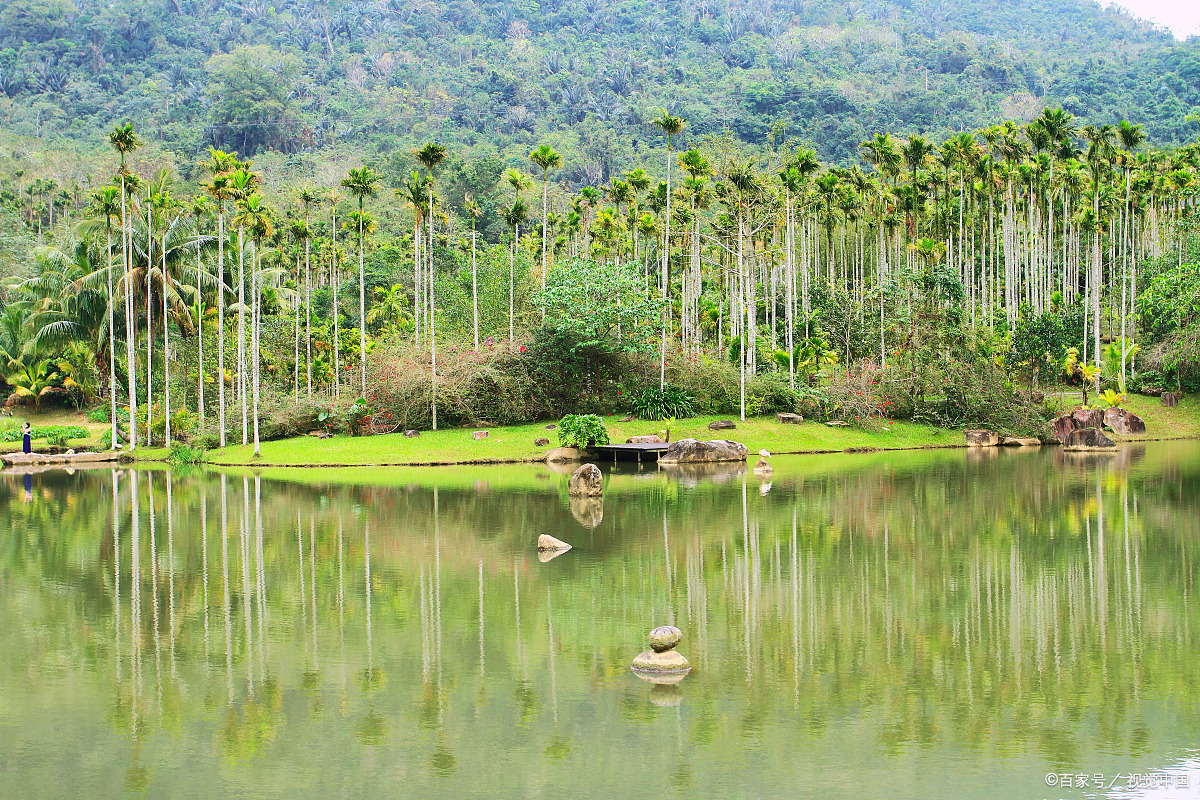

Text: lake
xmin=2 ymin=443 xmax=1198 ymax=799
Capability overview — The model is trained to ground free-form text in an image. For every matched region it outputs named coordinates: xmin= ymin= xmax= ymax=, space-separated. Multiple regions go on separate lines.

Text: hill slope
xmin=1 ymin=0 xmax=1198 ymax=171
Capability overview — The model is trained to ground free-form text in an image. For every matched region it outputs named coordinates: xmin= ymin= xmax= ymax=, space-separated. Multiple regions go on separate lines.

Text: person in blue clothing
xmin=22 ymin=422 xmax=32 ymax=454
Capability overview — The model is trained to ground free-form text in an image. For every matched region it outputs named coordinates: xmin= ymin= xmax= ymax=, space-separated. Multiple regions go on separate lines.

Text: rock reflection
xmin=659 ymin=460 xmax=746 ymax=486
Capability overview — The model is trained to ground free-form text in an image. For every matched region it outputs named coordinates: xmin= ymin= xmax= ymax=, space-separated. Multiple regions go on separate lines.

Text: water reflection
xmin=0 ymin=443 xmax=1198 ymax=799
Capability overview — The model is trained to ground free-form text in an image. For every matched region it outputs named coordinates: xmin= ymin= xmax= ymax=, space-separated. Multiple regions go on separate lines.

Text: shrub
xmin=557 ymin=414 xmax=610 ymax=448
xmin=745 ymin=373 xmax=804 ymax=416
xmin=168 ymin=442 xmax=206 ymax=466
xmin=631 ymin=384 xmax=695 ymax=420
xmin=667 ymin=356 xmax=739 ymax=415
xmin=0 ymin=425 xmax=88 ymax=443
xmin=346 ymin=398 xmax=373 ymax=436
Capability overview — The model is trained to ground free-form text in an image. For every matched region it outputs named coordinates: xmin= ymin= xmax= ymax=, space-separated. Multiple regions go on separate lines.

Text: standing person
xmin=22 ymin=422 xmax=32 ymax=454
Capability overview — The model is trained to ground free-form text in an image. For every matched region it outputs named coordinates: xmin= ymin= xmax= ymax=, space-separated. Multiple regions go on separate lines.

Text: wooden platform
xmin=591 ymin=442 xmax=671 ymax=462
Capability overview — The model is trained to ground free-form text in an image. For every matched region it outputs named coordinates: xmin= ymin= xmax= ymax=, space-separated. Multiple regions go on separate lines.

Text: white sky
xmin=1103 ymin=0 xmax=1200 ymax=40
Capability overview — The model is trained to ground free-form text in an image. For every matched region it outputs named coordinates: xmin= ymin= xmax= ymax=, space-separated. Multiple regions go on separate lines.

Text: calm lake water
xmin=2 ymin=443 xmax=1199 ymax=799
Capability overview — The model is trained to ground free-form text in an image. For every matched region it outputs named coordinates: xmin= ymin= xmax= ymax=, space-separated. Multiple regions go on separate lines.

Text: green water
xmin=2 ymin=444 xmax=1199 ymax=799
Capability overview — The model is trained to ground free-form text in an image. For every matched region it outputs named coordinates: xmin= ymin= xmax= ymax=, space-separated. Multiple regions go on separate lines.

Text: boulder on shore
xmin=545 ymin=447 xmax=581 ymax=464
xmin=965 ymin=429 xmax=999 ymax=447
xmin=627 ymin=434 xmax=664 ymax=444
xmin=708 ymin=420 xmax=737 ymax=431
xmin=775 ymin=412 xmax=803 ymax=424
xmin=1063 ymin=427 xmax=1117 ymax=451
xmin=1103 ymin=407 xmax=1146 ymax=435
xmin=656 ymin=438 xmax=748 ymax=464
xmin=568 ymin=463 xmax=604 ymax=497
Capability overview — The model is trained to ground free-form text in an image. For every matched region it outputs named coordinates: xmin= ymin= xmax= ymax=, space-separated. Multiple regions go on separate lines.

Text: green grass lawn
xmin=0 ymin=406 xmax=109 ymax=453
xmin=129 ymin=390 xmax=1198 ymax=468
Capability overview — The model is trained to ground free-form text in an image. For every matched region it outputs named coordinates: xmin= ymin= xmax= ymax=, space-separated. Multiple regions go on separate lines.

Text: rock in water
xmin=1063 ymin=427 xmax=1117 ymax=451
xmin=545 ymin=447 xmax=581 ymax=464
xmin=656 ymin=438 xmax=748 ymax=464
xmin=1001 ymin=437 xmax=1042 ymax=447
xmin=708 ymin=420 xmax=736 ymax=431
xmin=537 ymin=534 xmax=572 ymax=551
xmin=1103 ymin=407 xmax=1146 ymax=435
xmin=626 ymin=435 xmax=664 ymax=443
xmin=965 ymin=429 xmax=999 ymax=447
xmin=568 ymin=463 xmax=604 ymax=497
xmin=631 ymin=626 xmax=691 ymax=682
xmin=753 ymin=457 xmax=774 ymax=476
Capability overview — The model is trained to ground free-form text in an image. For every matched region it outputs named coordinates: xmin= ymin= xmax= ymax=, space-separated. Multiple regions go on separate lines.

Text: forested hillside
xmin=2 ymin=0 xmax=1199 ymax=169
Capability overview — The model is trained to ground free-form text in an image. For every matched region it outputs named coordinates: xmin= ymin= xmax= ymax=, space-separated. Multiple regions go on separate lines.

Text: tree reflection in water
xmin=0 ymin=442 xmax=1198 ymax=798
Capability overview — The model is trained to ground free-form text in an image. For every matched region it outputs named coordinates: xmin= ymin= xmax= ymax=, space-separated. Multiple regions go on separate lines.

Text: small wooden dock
xmin=591 ymin=442 xmax=671 ymax=463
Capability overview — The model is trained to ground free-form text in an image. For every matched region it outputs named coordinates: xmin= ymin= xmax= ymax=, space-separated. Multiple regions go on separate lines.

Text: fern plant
xmin=558 ymin=414 xmax=610 ymax=448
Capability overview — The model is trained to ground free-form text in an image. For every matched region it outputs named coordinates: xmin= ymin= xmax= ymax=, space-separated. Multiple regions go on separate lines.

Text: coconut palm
xmin=202 ymin=148 xmax=237 ymax=446
xmin=416 ymin=142 xmax=448 ymax=430
xmin=465 ymin=193 xmax=482 ymax=350
xmin=529 ymin=144 xmax=562 ymax=293
xmin=297 ymin=185 xmax=320 ymax=397
xmin=340 ymin=166 xmax=381 ymax=396
xmin=86 ymin=185 xmax=122 ymax=448
xmin=108 ymin=122 xmax=142 ymax=449
xmin=233 ymin=192 xmax=275 ymax=457
xmin=652 ymin=109 xmax=686 ymax=389
xmin=503 ymin=198 xmax=529 ymax=342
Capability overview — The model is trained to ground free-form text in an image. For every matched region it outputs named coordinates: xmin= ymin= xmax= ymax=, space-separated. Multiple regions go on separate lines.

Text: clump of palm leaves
xmin=631 ymin=384 xmax=695 ymax=420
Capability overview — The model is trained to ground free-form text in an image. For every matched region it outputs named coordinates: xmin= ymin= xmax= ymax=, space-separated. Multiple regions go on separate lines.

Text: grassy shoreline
xmin=4 ymin=393 xmax=1195 ymax=468
xmin=124 ymin=392 xmax=1198 ymax=469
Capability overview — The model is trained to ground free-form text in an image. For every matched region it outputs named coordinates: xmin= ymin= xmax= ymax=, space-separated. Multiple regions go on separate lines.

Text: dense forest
xmin=1 ymin=0 xmax=1199 ymax=454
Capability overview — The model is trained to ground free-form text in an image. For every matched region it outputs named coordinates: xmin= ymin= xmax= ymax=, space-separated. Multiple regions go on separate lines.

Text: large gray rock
xmin=545 ymin=446 xmax=582 ymax=464
xmin=708 ymin=419 xmax=736 ymax=431
xmin=1103 ymin=407 xmax=1146 ymax=435
xmin=656 ymin=438 xmax=748 ymax=464
xmin=1063 ymin=427 xmax=1117 ymax=451
xmin=568 ymin=463 xmax=603 ymax=497
xmin=965 ymin=429 xmax=999 ymax=447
